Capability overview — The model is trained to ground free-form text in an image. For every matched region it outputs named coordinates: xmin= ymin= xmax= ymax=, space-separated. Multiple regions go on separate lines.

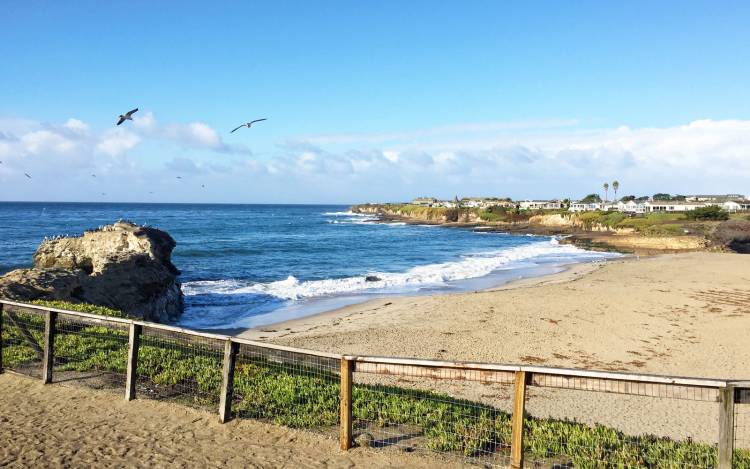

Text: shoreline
xmin=236 ymin=257 xmax=617 ymax=341
xmin=236 ymin=251 xmax=750 ymax=379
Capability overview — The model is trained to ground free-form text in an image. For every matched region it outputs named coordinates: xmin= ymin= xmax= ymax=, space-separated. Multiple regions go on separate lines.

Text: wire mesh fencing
xmin=735 ymin=388 xmax=750 ymax=468
xmin=135 ymin=326 xmax=225 ymax=409
xmin=522 ymin=381 xmax=721 ymax=468
xmin=5 ymin=301 xmax=750 ymax=468
xmin=52 ymin=313 xmax=129 ymax=392
xmin=352 ymin=364 xmax=516 ymax=467
xmin=1 ymin=306 xmax=46 ymax=379
xmin=232 ymin=343 xmax=341 ymax=440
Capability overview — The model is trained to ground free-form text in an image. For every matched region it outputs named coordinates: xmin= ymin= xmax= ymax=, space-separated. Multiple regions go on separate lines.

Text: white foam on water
xmin=183 ymin=239 xmax=618 ymax=301
xmin=323 ymin=211 xmax=379 ymax=224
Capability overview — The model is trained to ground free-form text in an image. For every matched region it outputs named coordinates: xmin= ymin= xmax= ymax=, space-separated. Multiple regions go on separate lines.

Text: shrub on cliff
xmin=685 ymin=205 xmax=729 ymax=221
xmin=712 ymin=220 xmax=750 ymax=253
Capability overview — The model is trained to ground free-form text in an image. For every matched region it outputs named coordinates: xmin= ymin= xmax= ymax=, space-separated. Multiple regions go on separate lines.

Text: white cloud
xmin=133 ymin=112 xmax=250 ymax=155
xmin=0 ymin=113 xmax=249 ymax=165
xmin=3 ymin=116 xmax=750 ymax=202
xmin=63 ymin=118 xmax=89 ymax=134
xmin=96 ymin=129 xmax=141 ymax=156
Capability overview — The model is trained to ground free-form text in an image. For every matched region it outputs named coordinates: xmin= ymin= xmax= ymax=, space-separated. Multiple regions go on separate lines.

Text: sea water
xmin=0 ymin=203 xmax=618 ymax=329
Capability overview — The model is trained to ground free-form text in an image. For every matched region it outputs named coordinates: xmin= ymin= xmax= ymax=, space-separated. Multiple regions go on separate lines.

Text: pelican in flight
xmin=230 ymin=118 xmax=267 ymax=133
xmin=116 ymin=108 xmax=138 ymax=126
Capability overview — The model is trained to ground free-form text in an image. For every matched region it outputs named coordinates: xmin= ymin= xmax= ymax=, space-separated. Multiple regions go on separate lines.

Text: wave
xmin=183 ymin=239 xmax=617 ymax=301
xmin=322 ymin=211 xmax=372 ymax=216
xmin=323 ymin=210 xmax=379 ymax=224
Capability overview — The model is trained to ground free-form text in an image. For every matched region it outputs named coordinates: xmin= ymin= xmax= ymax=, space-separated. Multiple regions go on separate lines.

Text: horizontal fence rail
xmin=1 ymin=299 xmax=749 ymax=468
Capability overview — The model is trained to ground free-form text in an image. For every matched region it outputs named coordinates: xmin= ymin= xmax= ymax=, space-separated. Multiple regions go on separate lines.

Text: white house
xmin=644 ymin=201 xmax=707 ymax=212
xmin=722 ymin=200 xmax=750 ymax=212
xmin=616 ymin=200 xmax=647 ymax=214
xmin=518 ymin=200 xmax=562 ymax=210
xmin=411 ymin=197 xmax=438 ymax=207
xmin=685 ymin=194 xmax=745 ymax=202
xmin=569 ymin=202 xmax=602 ymax=212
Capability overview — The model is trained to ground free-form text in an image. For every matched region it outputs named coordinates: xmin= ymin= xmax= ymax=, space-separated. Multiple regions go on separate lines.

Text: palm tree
xmin=603 ymin=182 xmax=609 ymax=203
xmin=612 ymin=180 xmax=619 ymax=201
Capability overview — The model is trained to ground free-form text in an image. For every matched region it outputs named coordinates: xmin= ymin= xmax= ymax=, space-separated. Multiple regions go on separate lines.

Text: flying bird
xmin=116 ymin=108 xmax=138 ymax=126
xmin=230 ymin=118 xmax=267 ymax=133
xmin=92 ymin=174 xmax=96 ymax=178
xmin=176 ymin=176 xmax=182 ymax=180
xmin=24 ymin=173 xmax=31 ymax=179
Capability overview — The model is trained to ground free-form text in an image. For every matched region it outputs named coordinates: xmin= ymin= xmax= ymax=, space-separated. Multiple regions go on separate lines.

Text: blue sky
xmin=2 ymin=1 xmax=749 ymax=203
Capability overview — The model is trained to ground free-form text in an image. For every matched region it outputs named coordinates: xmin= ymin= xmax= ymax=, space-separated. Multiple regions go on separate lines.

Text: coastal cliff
xmin=351 ymin=204 xmax=718 ymax=254
xmin=0 ymin=221 xmax=183 ymax=322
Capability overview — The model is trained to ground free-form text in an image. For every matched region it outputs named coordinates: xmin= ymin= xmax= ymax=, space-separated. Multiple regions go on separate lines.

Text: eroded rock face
xmin=0 ymin=221 xmax=184 ymax=322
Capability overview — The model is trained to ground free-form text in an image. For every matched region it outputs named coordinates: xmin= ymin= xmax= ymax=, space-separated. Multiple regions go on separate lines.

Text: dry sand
xmin=0 ymin=373 xmax=457 ymax=468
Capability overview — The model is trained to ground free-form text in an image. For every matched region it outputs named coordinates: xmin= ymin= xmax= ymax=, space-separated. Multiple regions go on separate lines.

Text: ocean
xmin=0 ymin=202 xmax=617 ymax=330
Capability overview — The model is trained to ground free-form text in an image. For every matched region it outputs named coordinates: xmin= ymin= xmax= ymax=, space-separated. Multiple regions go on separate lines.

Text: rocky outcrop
xmin=0 ymin=221 xmax=183 ymax=322
xmin=528 ymin=214 xmax=636 ymax=234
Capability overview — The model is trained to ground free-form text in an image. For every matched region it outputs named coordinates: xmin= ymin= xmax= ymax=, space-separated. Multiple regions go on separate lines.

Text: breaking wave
xmin=183 ymin=239 xmax=616 ymax=301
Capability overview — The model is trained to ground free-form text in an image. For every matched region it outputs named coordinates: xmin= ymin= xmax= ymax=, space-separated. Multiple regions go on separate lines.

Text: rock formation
xmin=0 ymin=221 xmax=184 ymax=322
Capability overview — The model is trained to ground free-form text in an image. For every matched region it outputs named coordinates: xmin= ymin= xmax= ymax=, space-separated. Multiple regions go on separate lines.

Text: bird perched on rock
xmin=116 ymin=108 xmax=138 ymax=125
xmin=231 ymin=118 xmax=266 ymax=133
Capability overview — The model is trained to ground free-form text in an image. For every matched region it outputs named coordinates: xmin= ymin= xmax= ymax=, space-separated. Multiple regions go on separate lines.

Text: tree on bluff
xmin=580 ymin=194 xmax=602 ymax=204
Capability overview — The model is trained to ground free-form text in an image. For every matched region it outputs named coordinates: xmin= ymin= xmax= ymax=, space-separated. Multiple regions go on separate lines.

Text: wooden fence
xmin=1 ymin=299 xmax=748 ymax=468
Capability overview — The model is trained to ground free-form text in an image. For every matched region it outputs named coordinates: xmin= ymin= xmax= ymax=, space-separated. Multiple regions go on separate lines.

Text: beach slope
xmin=243 ymin=252 xmax=750 ymax=379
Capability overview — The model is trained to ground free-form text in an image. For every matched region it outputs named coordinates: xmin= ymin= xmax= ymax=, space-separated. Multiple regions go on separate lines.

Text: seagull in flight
xmin=176 ymin=176 xmax=182 ymax=180
xmin=24 ymin=173 xmax=32 ymax=179
xmin=92 ymin=174 xmax=96 ymax=178
xmin=230 ymin=118 xmax=267 ymax=133
xmin=116 ymin=108 xmax=138 ymax=126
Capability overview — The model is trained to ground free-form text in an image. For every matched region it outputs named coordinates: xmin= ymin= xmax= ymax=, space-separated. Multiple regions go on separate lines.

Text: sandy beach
xmin=238 ymin=252 xmax=750 ymax=446
xmin=242 ymin=252 xmax=750 ymax=380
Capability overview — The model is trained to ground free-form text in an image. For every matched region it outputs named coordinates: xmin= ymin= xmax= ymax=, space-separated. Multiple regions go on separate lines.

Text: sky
xmin=1 ymin=1 xmax=749 ymax=204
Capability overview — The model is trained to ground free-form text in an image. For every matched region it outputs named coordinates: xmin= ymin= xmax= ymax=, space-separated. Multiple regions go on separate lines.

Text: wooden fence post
xmin=340 ymin=358 xmax=354 ymax=450
xmin=42 ymin=310 xmax=57 ymax=384
xmin=718 ymin=385 xmax=735 ymax=469
xmin=0 ymin=303 xmax=4 ymax=374
xmin=511 ymin=370 xmax=528 ymax=469
xmin=125 ymin=323 xmax=142 ymax=401
xmin=219 ymin=339 xmax=239 ymax=423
